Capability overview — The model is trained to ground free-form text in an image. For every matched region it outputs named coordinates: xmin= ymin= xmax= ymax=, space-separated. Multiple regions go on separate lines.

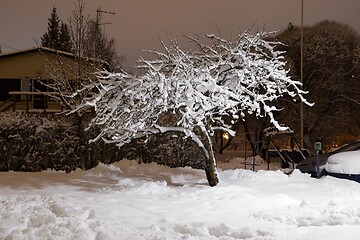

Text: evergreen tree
xmin=41 ymin=7 xmax=60 ymax=49
xmin=59 ymin=22 xmax=72 ymax=52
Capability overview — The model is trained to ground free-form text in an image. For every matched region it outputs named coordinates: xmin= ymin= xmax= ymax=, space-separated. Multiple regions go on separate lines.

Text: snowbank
xmin=0 ymin=195 xmax=106 ymax=240
xmin=2 ymin=160 xmax=360 ymax=239
xmin=325 ymin=151 xmax=360 ymax=174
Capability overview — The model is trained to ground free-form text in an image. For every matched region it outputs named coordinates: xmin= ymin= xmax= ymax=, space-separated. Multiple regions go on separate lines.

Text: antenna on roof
xmin=94 ymin=8 xmax=116 ymax=56
xmin=96 ymin=8 xmax=116 ymax=25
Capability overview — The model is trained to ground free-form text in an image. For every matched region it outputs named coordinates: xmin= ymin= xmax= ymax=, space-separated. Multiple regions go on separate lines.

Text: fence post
xmin=12 ymin=95 xmax=16 ymax=111
xmin=26 ymin=94 xmax=29 ymax=112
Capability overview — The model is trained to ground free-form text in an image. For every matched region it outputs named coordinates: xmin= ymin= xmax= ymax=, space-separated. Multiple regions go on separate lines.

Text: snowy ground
xmin=1 ymin=159 xmax=360 ymax=240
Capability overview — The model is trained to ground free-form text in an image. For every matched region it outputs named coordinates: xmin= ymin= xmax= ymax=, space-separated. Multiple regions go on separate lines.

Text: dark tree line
xmin=274 ymin=20 xmax=360 ymax=149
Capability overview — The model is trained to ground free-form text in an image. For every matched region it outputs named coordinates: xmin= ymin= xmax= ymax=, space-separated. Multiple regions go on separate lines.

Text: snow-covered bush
xmin=73 ymin=31 xmax=311 ymax=186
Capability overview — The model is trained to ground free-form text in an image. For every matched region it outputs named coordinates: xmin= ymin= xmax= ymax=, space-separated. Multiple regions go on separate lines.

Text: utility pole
xmin=300 ymin=0 xmax=304 ymax=148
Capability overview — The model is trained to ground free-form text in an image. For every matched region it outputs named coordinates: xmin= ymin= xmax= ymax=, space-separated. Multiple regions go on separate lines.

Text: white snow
xmin=2 ymin=160 xmax=360 ymax=240
xmin=325 ymin=150 xmax=360 ymax=174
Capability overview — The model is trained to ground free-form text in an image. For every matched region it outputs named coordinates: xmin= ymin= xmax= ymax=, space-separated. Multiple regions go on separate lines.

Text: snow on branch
xmin=74 ymin=31 xmax=311 ymax=149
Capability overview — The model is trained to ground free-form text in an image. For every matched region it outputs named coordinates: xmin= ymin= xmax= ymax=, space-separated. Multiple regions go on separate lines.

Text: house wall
xmin=0 ymin=51 xmax=50 ymax=79
xmin=0 ymin=50 xmax=101 ymax=80
xmin=0 ymin=51 xmax=49 ymax=102
xmin=0 ymin=48 xmax=105 ymax=112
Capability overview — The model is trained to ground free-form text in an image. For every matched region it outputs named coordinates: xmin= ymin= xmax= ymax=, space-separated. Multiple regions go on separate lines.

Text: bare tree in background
xmin=85 ymin=15 xmax=124 ymax=71
xmin=42 ymin=0 xmax=108 ymax=135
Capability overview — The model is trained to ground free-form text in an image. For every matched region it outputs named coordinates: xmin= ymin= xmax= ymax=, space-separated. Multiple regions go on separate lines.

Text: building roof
xmin=0 ymin=47 xmax=110 ymax=70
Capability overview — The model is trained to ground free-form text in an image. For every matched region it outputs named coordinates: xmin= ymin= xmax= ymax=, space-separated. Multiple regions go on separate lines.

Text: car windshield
xmin=333 ymin=141 xmax=360 ymax=153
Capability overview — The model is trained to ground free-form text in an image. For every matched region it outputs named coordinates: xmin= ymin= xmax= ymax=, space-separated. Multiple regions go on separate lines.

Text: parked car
xmin=296 ymin=141 xmax=360 ymax=178
xmin=325 ymin=150 xmax=360 ymax=183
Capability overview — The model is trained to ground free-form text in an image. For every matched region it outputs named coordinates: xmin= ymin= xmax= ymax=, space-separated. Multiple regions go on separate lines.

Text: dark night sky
xmin=1 ymin=0 xmax=359 ymax=70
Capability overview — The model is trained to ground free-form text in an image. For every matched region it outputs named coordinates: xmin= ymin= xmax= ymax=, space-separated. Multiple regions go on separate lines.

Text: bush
xmin=0 ymin=112 xmax=118 ymax=172
xmin=0 ymin=112 xmax=206 ymax=172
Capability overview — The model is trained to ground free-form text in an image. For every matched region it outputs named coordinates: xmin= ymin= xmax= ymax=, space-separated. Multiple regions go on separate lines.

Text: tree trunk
xmin=201 ymin=129 xmax=219 ymax=187
xmin=204 ymin=144 xmax=219 ymax=187
xmin=76 ymin=113 xmax=83 ymax=138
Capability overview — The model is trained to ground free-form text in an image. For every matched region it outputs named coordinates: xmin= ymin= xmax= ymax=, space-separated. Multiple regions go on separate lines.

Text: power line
xmin=0 ymin=43 xmax=22 ymax=52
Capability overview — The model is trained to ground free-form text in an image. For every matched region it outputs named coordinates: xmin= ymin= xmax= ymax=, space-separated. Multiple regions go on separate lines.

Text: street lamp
xmin=222 ymin=132 xmax=230 ymax=141
xmin=171 ymin=134 xmax=178 ymax=145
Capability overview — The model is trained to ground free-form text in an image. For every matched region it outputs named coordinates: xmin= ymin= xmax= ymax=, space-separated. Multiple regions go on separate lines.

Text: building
xmin=0 ymin=47 xmax=109 ymax=112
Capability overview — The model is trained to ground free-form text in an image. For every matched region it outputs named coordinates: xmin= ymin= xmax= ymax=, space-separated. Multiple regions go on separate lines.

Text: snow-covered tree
xmin=74 ymin=31 xmax=311 ymax=186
